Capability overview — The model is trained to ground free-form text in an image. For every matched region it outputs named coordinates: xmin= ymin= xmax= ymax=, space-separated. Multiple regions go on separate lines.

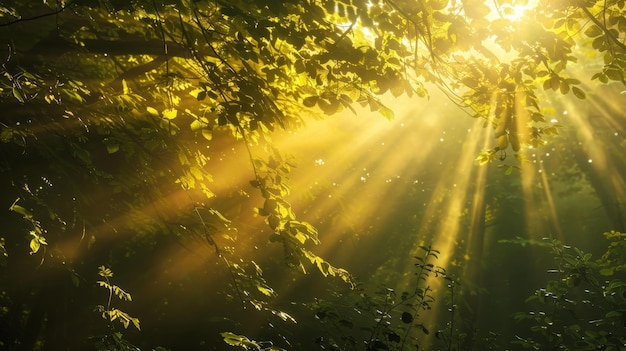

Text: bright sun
xmin=508 ymin=4 xmax=530 ymax=21
xmin=498 ymin=1 xmax=538 ymax=22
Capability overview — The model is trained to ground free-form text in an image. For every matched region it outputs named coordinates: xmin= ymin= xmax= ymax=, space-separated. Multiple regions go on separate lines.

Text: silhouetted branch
xmin=580 ymin=5 xmax=626 ymax=52
xmin=0 ymin=2 xmax=75 ymax=27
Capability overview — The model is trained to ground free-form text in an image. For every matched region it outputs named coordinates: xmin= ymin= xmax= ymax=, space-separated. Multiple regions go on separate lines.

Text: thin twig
xmin=0 ymin=1 xmax=75 ymax=27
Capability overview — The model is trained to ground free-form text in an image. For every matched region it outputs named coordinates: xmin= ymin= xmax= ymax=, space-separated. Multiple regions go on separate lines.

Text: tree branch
xmin=580 ymin=5 xmax=626 ymax=52
xmin=0 ymin=2 xmax=75 ymax=28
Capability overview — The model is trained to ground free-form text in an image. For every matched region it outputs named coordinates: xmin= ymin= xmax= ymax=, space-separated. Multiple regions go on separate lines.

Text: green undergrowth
xmin=223 ymin=231 xmax=626 ymax=350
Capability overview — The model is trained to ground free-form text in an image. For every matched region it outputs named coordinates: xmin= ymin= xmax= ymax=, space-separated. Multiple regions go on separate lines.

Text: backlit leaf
xmin=256 ymin=284 xmax=274 ymax=296
xmin=29 ymin=237 xmax=40 ymax=254
xmin=162 ymin=108 xmax=178 ymax=120
xmin=12 ymin=88 xmax=24 ymax=103
xmin=201 ymin=129 xmax=213 ymax=141
xmin=221 ymin=332 xmax=260 ymax=348
xmin=147 ymin=106 xmax=159 ymax=116
xmin=9 ymin=201 xmax=33 ymax=219
xmin=572 ymin=86 xmax=586 ymax=99
xmin=379 ymin=105 xmax=395 ymax=121
xmin=121 ymin=79 xmax=130 ymax=94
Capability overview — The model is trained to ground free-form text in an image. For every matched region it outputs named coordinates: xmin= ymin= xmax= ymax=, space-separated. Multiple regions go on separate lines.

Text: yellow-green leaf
xmin=162 ymin=108 xmax=178 ymax=120
xmin=98 ymin=265 xmax=114 ymax=278
xmin=122 ymin=79 xmax=130 ymax=94
xmin=189 ymin=166 xmax=204 ymax=180
xmin=131 ymin=317 xmax=141 ymax=331
xmin=221 ymin=332 xmax=259 ymax=348
xmin=9 ymin=200 xmax=33 ymax=219
xmin=29 ymin=237 xmax=40 ymax=254
xmin=294 ymin=231 xmax=307 ymax=244
xmin=201 ymin=129 xmax=213 ymax=141
xmin=256 ymin=284 xmax=274 ymax=296
xmin=106 ymin=143 xmax=120 ymax=154
xmin=147 ymin=106 xmax=159 ymax=116
xmin=12 ymin=88 xmax=24 ymax=103
xmin=379 ymin=105 xmax=395 ymax=121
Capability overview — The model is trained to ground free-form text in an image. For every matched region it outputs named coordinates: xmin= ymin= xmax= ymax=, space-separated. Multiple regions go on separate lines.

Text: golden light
xmin=492 ymin=0 xmax=538 ymax=22
xmin=505 ymin=4 xmax=530 ymax=21
xmin=96 ymin=1 xmax=624 ymax=345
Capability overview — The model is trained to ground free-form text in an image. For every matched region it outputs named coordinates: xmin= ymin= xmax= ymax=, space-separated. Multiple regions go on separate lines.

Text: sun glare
xmin=493 ymin=0 xmax=538 ymax=22
xmin=507 ymin=4 xmax=529 ymax=21
xmin=140 ymin=4 xmax=620 ymax=344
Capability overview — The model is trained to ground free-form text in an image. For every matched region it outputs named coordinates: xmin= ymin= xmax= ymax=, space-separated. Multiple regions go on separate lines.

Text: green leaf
xmin=121 ymin=79 xmax=130 ymax=94
xmin=606 ymin=68 xmax=623 ymax=81
xmin=379 ymin=105 xmax=395 ymax=121
xmin=29 ymin=237 xmax=41 ymax=254
xmin=605 ymin=310 xmax=622 ymax=318
xmin=9 ymin=200 xmax=33 ymax=219
xmin=572 ymin=86 xmax=586 ymax=99
xmin=294 ymin=231 xmax=307 ymax=244
xmin=221 ymin=332 xmax=260 ymax=348
xmin=147 ymin=106 xmax=159 ymax=116
xmin=302 ymin=95 xmax=318 ymax=107
xmin=162 ymin=108 xmax=178 ymax=120
xmin=190 ymin=119 xmax=205 ymax=131
xmin=131 ymin=316 xmax=141 ymax=330
xmin=584 ymin=24 xmax=603 ymax=38
xmin=105 ymin=142 xmax=120 ymax=154
xmin=12 ymin=87 xmax=24 ymax=103
xmin=599 ymin=267 xmax=614 ymax=276
xmin=256 ymin=284 xmax=274 ymax=296
xmin=98 ymin=265 xmax=114 ymax=278
xmin=197 ymin=90 xmax=207 ymax=101
xmin=201 ymin=129 xmax=213 ymax=141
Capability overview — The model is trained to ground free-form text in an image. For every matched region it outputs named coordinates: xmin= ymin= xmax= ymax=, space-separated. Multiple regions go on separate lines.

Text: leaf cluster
xmin=513 ymin=233 xmax=626 ymax=350
xmin=96 ymin=265 xmax=141 ymax=331
xmin=307 ymin=246 xmax=451 ymax=351
xmin=250 ymin=147 xmax=351 ymax=284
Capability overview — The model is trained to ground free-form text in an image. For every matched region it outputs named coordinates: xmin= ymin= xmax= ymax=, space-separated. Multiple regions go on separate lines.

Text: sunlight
xmin=267 ymin=89 xmax=496 ymax=344
xmin=137 ymin=11 xmax=623 ymax=345
xmin=505 ymin=4 xmax=530 ymax=22
xmin=273 ymin=95 xmax=449 ymax=260
xmin=540 ymin=162 xmax=563 ymax=236
xmin=516 ymin=79 xmax=626 ymax=246
xmin=415 ymin=119 xmax=491 ymax=342
xmin=7 ymin=1 xmax=626 ymax=349
xmin=560 ymin=83 xmax=626 ymax=227
xmin=490 ymin=0 xmax=539 ymax=23
xmin=232 ymin=93 xmax=479 ymax=299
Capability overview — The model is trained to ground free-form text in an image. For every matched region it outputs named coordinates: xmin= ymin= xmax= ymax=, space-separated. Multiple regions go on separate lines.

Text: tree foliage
xmin=0 ymin=0 xmax=625 ymax=349
xmin=514 ymin=232 xmax=626 ymax=350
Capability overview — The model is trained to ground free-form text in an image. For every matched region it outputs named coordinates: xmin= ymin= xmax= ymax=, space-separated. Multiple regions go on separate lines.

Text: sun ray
xmin=540 ymin=160 xmax=563 ymax=237
xmin=558 ymin=83 xmax=626 ymax=231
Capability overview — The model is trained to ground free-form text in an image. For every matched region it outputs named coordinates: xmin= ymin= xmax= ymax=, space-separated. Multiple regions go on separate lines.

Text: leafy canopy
xmin=0 ymin=0 xmax=624 ymax=326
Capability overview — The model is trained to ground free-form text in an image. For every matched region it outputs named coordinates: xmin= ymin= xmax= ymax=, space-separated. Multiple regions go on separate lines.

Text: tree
xmin=0 ymin=0 xmax=624 ymax=349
